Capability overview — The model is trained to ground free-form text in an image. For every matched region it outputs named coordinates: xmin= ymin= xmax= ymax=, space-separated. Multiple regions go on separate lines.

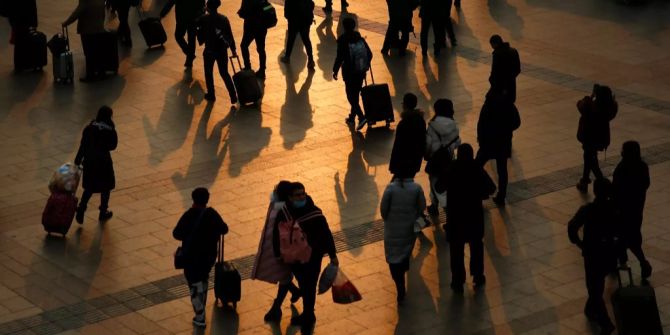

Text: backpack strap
xmin=295 ymin=210 xmax=323 ymax=224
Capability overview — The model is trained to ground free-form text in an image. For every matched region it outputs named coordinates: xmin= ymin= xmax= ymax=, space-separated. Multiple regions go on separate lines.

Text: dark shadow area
xmin=78 ymin=75 xmax=127 ymax=113
xmin=453 ymin=10 xmax=482 ymax=68
xmin=136 ymin=46 xmax=167 ymax=67
xmin=487 ymin=0 xmax=525 ymax=40
xmin=207 ymin=304 xmax=240 ymax=334
xmin=382 ymin=52 xmax=429 ymax=113
xmin=361 ymin=126 xmax=395 ymax=168
xmin=0 ymin=71 xmax=45 ymax=121
xmin=279 ymin=50 xmax=314 ymax=150
xmin=225 ymin=103 xmax=272 ymax=177
xmin=315 ymin=16 xmax=337 ymax=82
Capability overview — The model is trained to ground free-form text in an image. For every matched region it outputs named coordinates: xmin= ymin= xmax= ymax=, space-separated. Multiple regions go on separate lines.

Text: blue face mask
xmin=292 ymin=199 xmax=307 ymax=208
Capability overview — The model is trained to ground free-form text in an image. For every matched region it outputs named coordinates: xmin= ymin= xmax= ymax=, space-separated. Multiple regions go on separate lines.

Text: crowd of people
xmin=3 ymin=0 xmax=655 ymax=334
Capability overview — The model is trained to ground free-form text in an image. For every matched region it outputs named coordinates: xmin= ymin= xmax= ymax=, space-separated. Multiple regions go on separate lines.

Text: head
xmin=434 ymin=99 xmax=454 ymax=119
xmin=96 ymin=105 xmax=113 ymax=123
xmin=593 ymin=178 xmax=612 ymax=200
xmin=402 ymin=93 xmax=418 ymax=112
xmin=191 ymin=187 xmax=210 ymax=206
xmin=342 ymin=17 xmax=356 ymax=33
xmin=593 ymin=84 xmax=613 ymax=103
xmin=456 ymin=143 xmax=474 ymax=161
xmin=621 ymin=141 xmax=641 ymax=161
xmin=489 ymin=34 xmax=503 ymax=49
xmin=288 ymin=182 xmax=307 ymax=209
xmin=274 ymin=180 xmax=292 ymax=202
xmin=207 ymin=0 xmax=221 ymax=12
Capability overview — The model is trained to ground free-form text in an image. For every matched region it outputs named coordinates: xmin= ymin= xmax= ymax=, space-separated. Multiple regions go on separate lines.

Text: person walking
xmin=568 ymin=178 xmax=618 ymax=335
xmin=238 ymin=0 xmax=269 ymax=78
xmin=196 ymin=0 xmax=238 ymax=104
xmin=613 ymin=141 xmax=652 ymax=279
xmin=419 ymin=0 xmax=445 ymax=56
xmin=173 ymin=187 xmax=229 ymax=328
xmin=107 ymin=0 xmax=137 ymax=47
xmin=74 ymin=106 xmax=117 ymax=224
xmin=273 ymin=182 xmax=338 ymax=334
xmin=160 ymin=0 xmax=205 ymax=68
xmin=437 ymin=143 xmax=495 ymax=291
xmin=380 ymin=175 xmax=426 ymax=303
xmin=333 ymin=17 xmax=372 ymax=131
xmin=281 ymin=0 xmax=316 ymax=70
xmin=488 ymin=34 xmax=520 ymax=103
xmin=62 ymin=0 xmax=107 ymax=82
xmin=389 ymin=93 xmax=427 ymax=178
xmin=323 ymin=0 xmax=348 ymax=14
xmin=251 ymin=181 xmax=302 ymax=322
xmin=576 ymin=84 xmax=618 ymax=192
xmin=381 ymin=0 xmax=416 ymax=56
xmin=424 ymin=99 xmax=460 ymax=215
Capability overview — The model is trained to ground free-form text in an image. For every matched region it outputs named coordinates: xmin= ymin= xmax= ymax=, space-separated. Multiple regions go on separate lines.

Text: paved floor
xmin=1 ymin=0 xmax=670 ymax=334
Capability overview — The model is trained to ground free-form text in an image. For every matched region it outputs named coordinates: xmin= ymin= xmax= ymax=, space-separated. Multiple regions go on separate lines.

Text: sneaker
xmin=204 ymin=93 xmax=216 ymax=102
xmin=263 ymin=307 xmax=282 ymax=322
xmin=192 ymin=317 xmax=206 ymax=328
xmin=99 ymin=210 xmax=113 ymax=222
xmin=75 ymin=207 xmax=85 ymax=225
xmin=356 ymin=118 xmax=368 ymax=131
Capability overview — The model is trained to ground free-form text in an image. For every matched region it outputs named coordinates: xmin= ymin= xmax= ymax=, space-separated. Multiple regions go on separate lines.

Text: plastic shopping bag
xmin=48 ymin=163 xmax=81 ymax=194
xmin=318 ymin=263 xmax=338 ymax=294
xmin=331 ymin=268 xmax=362 ymax=304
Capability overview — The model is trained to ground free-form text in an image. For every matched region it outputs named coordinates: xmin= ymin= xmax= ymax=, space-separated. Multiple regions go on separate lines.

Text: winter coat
xmin=161 ymin=0 xmax=205 ymax=24
xmin=196 ymin=13 xmax=236 ymax=51
xmin=333 ymin=32 xmax=372 ymax=82
xmin=7 ymin=0 xmax=38 ymax=30
xmin=238 ymin=0 xmax=264 ymax=21
xmin=489 ymin=42 xmax=520 ymax=90
xmin=419 ymin=0 xmax=447 ymax=18
xmin=283 ymin=0 xmax=314 ymax=25
xmin=63 ymin=0 xmax=106 ymax=35
xmin=438 ymin=160 xmax=495 ymax=242
xmin=74 ymin=120 xmax=117 ymax=192
xmin=173 ymin=207 xmax=229 ymax=282
xmin=568 ymin=199 xmax=620 ymax=266
xmin=386 ymin=0 xmax=416 ymax=31
xmin=425 ymin=116 xmax=460 ymax=162
xmin=380 ymin=178 xmax=425 ymax=264
xmin=613 ymin=158 xmax=649 ymax=233
xmin=576 ymin=96 xmax=617 ymax=151
xmin=251 ymin=200 xmax=292 ymax=284
xmin=477 ymin=96 xmax=514 ymax=159
xmin=389 ymin=109 xmax=427 ymax=177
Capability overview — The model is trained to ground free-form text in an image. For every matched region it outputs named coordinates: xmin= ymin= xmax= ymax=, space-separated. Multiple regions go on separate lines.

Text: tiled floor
xmin=1 ymin=0 xmax=670 ymax=334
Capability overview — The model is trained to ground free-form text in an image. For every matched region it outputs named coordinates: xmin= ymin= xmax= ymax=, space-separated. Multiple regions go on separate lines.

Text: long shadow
xmin=315 ymin=16 xmax=337 ymax=82
xmin=361 ymin=126 xmax=395 ymax=169
xmin=206 ymin=304 xmax=240 ymax=335
xmin=279 ymin=52 xmax=314 ymax=150
xmin=334 ymin=129 xmax=378 ymax=256
xmin=0 ymin=71 xmax=45 ymax=121
xmin=487 ymin=0 xmax=525 ymax=40
xmin=453 ymin=9 xmax=482 ymax=68
xmin=225 ymin=104 xmax=272 ymax=177
xmin=382 ymin=52 xmax=428 ymax=113
xmin=143 ymin=74 xmax=203 ymax=165
xmin=78 ymin=75 xmax=127 ymax=114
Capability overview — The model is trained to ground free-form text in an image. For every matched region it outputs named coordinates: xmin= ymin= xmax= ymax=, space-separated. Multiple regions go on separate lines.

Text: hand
xmin=332 ymin=73 xmax=338 ymax=80
xmin=330 ymin=257 xmax=339 ymax=266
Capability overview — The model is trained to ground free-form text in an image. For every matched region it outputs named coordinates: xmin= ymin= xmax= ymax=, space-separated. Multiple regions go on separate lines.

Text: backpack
xmin=261 ymin=1 xmax=278 ymax=28
xmin=278 ymin=207 xmax=322 ymax=264
xmin=425 ymin=125 xmax=459 ymax=175
xmin=349 ymin=39 xmax=370 ymax=74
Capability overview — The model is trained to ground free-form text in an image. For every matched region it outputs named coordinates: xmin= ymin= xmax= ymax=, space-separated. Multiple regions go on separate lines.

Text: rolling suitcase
xmin=361 ymin=64 xmax=394 ymax=128
xmin=14 ymin=28 xmax=47 ymax=72
xmin=49 ymin=27 xmax=74 ymax=84
xmin=42 ymin=192 xmax=78 ymax=236
xmin=230 ymin=56 xmax=262 ymax=105
xmin=214 ymin=235 xmax=241 ymax=309
xmin=137 ymin=8 xmax=167 ymax=48
xmin=611 ymin=266 xmax=663 ymax=335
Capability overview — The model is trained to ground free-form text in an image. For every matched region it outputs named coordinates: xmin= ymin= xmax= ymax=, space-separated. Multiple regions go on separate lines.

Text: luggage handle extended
xmin=363 ymin=63 xmax=375 ymax=86
xmin=218 ymin=235 xmax=224 ymax=263
xmin=62 ymin=26 xmax=70 ymax=50
xmin=229 ymin=55 xmax=243 ymax=74
xmin=617 ymin=265 xmax=634 ymax=288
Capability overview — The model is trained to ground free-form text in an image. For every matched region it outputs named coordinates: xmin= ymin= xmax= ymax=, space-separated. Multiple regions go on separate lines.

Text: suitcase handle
xmin=364 ymin=63 xmax=375 ymax=86
xmin=62 ymin=26 xmax=70 ymax=50
xmin=617 ymin=265 xmax=634 ymax=288
xmin=218 ymin=235 xmax=224 ymax=262
xmin=229 ymin=55 xmax=243 ymax=74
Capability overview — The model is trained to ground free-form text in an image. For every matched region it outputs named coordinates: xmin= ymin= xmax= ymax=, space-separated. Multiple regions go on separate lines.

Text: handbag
xmin=174 ymin=208 xmax=207 ymax=269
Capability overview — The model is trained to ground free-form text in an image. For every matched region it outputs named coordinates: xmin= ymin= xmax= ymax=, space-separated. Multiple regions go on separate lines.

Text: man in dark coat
xmin=437 ymin=144 xmax=495 ymax=291
xmin=381 ymin=0 xmax=416 ymax=56
xmin=489 ymin=34 xmax=520 ymax=103
xmin=7 ymin=0 xmax=38 ymax=35
xmin=333 ymin=17 xmax=372 ymax=131
xmin=568 ymin=178 xmax=618 ymax=335
xmin=389 ymin=93 xmax=426 ymax=177
xmin=281 ymin=0 xmax=316 ymax=70
xmin=273 ymin=183 xmax=338 ymax=335
xmin=74 ymin=106 xmax=118 ymax=224
xmin=613 ymin=141 xmax=652 ymax=279
xmin=108 ymin=0 xmax=137 ymax=47
xmin=161 ymin=0 xmax=206 ymax=67
xmin=173 ymin=187 xmax=228 ymax=328
xmin=419 ymin=0 xmax=451 ymax=56
xmin=238 ymin=0 xmax=269 ymax=78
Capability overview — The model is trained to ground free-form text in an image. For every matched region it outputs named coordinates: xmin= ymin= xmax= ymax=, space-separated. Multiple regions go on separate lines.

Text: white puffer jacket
xmin=425 ymin=116 xmax=461 ymax=158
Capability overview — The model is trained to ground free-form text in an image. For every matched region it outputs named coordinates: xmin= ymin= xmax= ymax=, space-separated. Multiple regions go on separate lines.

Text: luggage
xmin=49 ymin=27 xmax=74 ymax=84
xmin=42 ymin=192 xmax=78 ymax=236
xmin=229 ymin=56 xmax=262 ymax=105
xmin=14 ymin=28 xmax=47 ymax=72
xmin=611 ymin=266 xmax=663 ymax=335
xmin=48 ymin=163 xmax=81 ymax=194
xmin=137 ymin=8 xmax=167 ymax=48
xmin=361 ymin=64 xmax=394 ymax=127
xmin=214 ymin=236 xmax=241 ymax=309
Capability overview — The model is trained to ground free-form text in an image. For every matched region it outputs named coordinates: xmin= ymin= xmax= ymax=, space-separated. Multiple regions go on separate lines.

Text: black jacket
xmin=161 ymin=0 xmax=205 ymax=24
xmin=489 ymin=42 xmax=520 ymax=89
xmin=386 ymin=0 xmax=416 ymax=30
xmin=238 ymin=0 xmax=264 ymax=21
xmin=273 ymin=197 xmax=337 ymax=261
xmin=576 ymin=96 xmax=617 ymax=151
xmin=477 ymin=95 xmax=515 ymax=158
xmin=196 ymin=13 xmax=236 ymax=51
xmin=333 ymin=32 xmax=372 ymax=82
xmin=7 ymin=0 xmax=38 ymax=30
xmin=568 ymin=199 xmax=620 ymax=263
xmin=613 ymin=158 xmax=649 ymax=226
xmin=284 ymin=0 xmax=314 ymax=25
xmin=389 ymin=109 xmax=426 ymax=177
xmin=74 ymin=120 xmax=118 ymax=192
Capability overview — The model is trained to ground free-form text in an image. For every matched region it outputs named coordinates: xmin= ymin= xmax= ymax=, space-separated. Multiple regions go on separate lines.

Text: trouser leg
xmin=420 ymin=17 xmax=430 ymax=53
xmin=203 ymin=51 xmax=216 ymax=94
xmin=216 ymin=52 xmax=237 ymax=101
xmin=389 ymin=260 xmax=407 ymax=297
xmin=299 ymin=26 xmax=314 ymax=60
xmin=256 ymin=28 xmax=268 ymax=70
xmin=495 ymin=156 xmax=508 ymax=198
xmin=174 ymin=22 xmax=189 ymax=56
xmin=99 ymin=190 xmax=110 ymax=212
xmin=240 ymin=23 xmax=254 ymax=69
xmin=344 ymin=78 xmax=364 ymax=120
xmin=189 ymin=280 xmax=209 ymax=322
xmin=293 ymin=258 xmax=321 ymax=320
xmin=79 ymin=189 xmax=93 ymax=210
xmin=450 ymin=240 xmax=466 ymax=284
xmin=469 ymin=239 xmax=484 ymax=278
xmin=584 ymin=258 xmax=612 ymax=328
xmin=285 ymin=23 xmax=298 ymax=58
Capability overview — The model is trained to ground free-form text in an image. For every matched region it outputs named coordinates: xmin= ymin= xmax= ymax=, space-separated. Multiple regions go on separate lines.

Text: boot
xmin=263 ymin=302 xmax=282 ymax=322
xmin=576 ymin=178 xmax=590 ymax=193
xmin=99 ymin=210 xmax=113 ymax=221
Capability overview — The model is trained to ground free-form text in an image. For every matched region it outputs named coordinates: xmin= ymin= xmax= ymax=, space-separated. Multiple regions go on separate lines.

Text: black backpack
xmin=425 ymin=125 xmax=459 ymax=175
xmin=261 ymin=1 xmax=278 ymax=28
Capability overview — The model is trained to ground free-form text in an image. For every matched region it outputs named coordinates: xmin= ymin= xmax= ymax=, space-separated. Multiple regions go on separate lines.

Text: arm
xmin=173 ymin=212 xmax=189 ymax=241
xmin=63 ymin=3 xmax=83 ymax=26
xmin=380 ymin=186 xmax=392 ymax=221
xmin=224 ymin=18 xmax=236 ymax=53
xmin=513 ymin=49 xmax=521 ymax=77
xmin=108 ymin=129 xmax=118 ymax=151
xmin=272 ymin=209 xmax=284 ymax=258
xmin=567 ymin=207 xmax=587 ymax=249
xmin=320 ymin=217 xmax=338 ymax=260
xmin=212 ymin=209 xmax=229 ymax=236
xmin=416 ymin=186 xmax=426 ymax=216
xmin=74 ymin=128 xmax=87 ymax=166
xmin=332 ymin=39 xmax=344 ymax=79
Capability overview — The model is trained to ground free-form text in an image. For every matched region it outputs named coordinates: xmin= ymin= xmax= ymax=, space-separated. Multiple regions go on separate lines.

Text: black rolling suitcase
xmin=612 ymin=266 xmax=663 ymax=335
xmin=95 ymin=32 xmax=119 ymax=75
xmin=229 ymin=56 xmax=262 ymax=105
xmin=214 ymin=235 xmax=241 ymax=309
xmin=14 ymin=28 xmax=47 ymax=72
xmin=361 ymin=64 xmax=394 ymax=128
xmin=137 ymin=8 xmax=167 ymax=48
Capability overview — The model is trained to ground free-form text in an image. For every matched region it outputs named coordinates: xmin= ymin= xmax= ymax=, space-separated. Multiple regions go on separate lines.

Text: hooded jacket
xmin=390 ymin=109 xmax=426 ymax=177
xmin=74 ymin=120 xmax=117 ymax=192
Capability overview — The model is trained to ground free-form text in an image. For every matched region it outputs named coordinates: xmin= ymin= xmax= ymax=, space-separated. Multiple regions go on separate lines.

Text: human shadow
xmin=135 ymin=46 xmax=167 ymax=67
xmin=0 ymin=71 xmax=44 ymax=121
xmin=78 ymin=75 xmax=127 ymax=115
xmin=334 ymin=129 xmax=378 ymax=256
xmin=360 ymin=126 xmax=395 ymax=169
xmin=382 ymin=52 xmax=428 ymax=114
xmin=423 ymin=50 xmax=474 ymax=120
xmin=279 ymin=53 xmax=315 ymax=150
xmin=143 ymin=74 xmax=203 ymax=165
xmin=206 ymin=304 xmax=240 ymax=335
xmin=315 ymin=16 xmax=337 ymax=82
xmin=453 ymin=9 xmax=483 ymax=68
xmin=487 ymin=0 xmax=525 ymax=40
xmin=225 ymin=103 xmax=272 ymax=178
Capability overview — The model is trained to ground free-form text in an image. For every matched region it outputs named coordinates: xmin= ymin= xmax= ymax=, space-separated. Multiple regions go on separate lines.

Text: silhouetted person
xmin=568 ymin=178 xmax=618 ymax=335
xmin=161 ymin=0 xmax=206 ymax=68
xmin=437 ymin=144 xmax=495 ymax=291
xmin=419 ymin=0 xmax=447 ymax=56
xmin=381 ymin=175 xmax=426 ymax=303
xmin=489 ymin=34 xmax=520 ymax=103
xmin=281 ymin=0 xmax=316 ymax=70
xmin=238 ymin=0 xmax=269 ymax=78
xmin=333 ymin=17 xmax=372 ymax=131
xmin=613 ymin=141 xmax=652 ymax=279
xmin=74 ymin=106 xmax=117 ymax=224
xmin=108 ymin=0 xmax=134 ymax=47
xmin=323 ymin=0 xmax=348 ymax=13
xmin=196 ymin=0 xmax=238 ymax=104
xmin=476 ymin=91 xmax=515 ymax=205
xmin=576 ymin=84 xmax=617 ymax=193
xmin=8 ymin=0 xmax=38 ymax=37
xmin=62 ymin=0 xmax=107 ymax=82
xmin=381 ymin=0 xmax=416 ymax=56
xmin=389 ymin=93 xmax=427 ymax=178
xmin=173 ymin=187 xmax=229 ymax=328
xmin=442 ymin=0 xmax=457 ymax=47
xmin=273 ymin=183 xmax=338 ymax=335
xmin=424 ymin=99 xmax=460 ymax=215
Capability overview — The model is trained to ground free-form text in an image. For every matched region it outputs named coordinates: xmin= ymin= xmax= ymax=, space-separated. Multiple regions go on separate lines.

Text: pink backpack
xmin=278 ymin=207 xmax=323 ymax=264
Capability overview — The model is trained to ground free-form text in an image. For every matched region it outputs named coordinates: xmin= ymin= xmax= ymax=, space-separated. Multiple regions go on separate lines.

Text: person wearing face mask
xmin=251 ymin=181 xmax=301 ymax=322
xmin=272 ymin=182 xmax=338 ymax=335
